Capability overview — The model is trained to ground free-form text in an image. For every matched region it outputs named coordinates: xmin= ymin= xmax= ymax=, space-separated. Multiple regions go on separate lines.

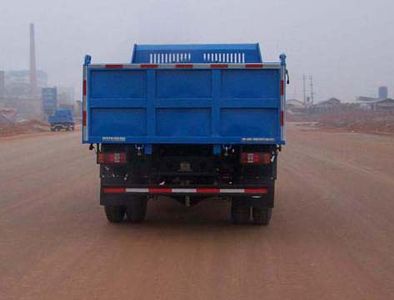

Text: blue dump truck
xmin=48 ymin=108 xmax=75 ymax=131
xmin=82 ymin=44 xmax=287 ymax=225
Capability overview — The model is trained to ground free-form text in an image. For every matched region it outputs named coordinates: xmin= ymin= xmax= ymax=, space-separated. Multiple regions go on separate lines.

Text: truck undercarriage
xmin=99 ymin=144 xmax=278 ymax=225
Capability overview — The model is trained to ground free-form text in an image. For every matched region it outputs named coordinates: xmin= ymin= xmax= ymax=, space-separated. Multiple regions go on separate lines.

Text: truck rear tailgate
xmin=83 ymin=63 xmax=285 ymax=145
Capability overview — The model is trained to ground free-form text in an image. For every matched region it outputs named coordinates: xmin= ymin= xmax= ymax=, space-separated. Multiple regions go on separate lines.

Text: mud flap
xmin=236 ymin=184 xmax=275 ymax=209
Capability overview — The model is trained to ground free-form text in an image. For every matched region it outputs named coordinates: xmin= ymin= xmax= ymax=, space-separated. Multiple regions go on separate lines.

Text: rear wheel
xmin=252 ymin=207 xmax=272 ymax=226
xmin=104 ymin=205 xmax=126 ymax=223
xmin=126 ymin=197 xmax=147 ymax=223
xmin=231 ymin=199 xmax=251 ymax=224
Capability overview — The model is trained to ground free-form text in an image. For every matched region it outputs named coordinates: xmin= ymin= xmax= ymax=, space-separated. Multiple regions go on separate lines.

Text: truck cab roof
xmin=131 ymin=43 xmax=263 ymax=64
xmin=48 ymin=108 xmax=74 ymax=124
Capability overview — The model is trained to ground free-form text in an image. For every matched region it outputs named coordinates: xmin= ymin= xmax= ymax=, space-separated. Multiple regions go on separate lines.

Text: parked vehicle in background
xmin=82 ymin=44 xmax=288 ymax=225
xmin=49 ymin=108 xmax=75 ymax=131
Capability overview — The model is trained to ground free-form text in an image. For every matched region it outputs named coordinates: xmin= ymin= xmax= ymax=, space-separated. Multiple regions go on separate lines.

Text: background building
xmin=4 ymin=70 xmax=48 ymax=98
xmin=378 ymin=86 xmax=388 ymax=99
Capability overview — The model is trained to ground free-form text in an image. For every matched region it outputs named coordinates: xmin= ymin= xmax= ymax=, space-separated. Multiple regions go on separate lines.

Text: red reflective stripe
xmin=105 ymin=64 xmax=123 ymax=69
xmin=210 ymin=64 xmax=228 ymax=69
xmin=141 ymin=64 xmax=158 ymax=69
xmin=82 ymin=80 xmax=87 ymax=96
xmin=175 ymin=64 xmax=193 ymax=69
xmin=103 ymin=187 xmax=268 ymax=194
xmin=280 ymin=111 xmax=284 ymax=126
xmin=244 ymin=188 xmax=268 ymax=194
xmin=280 ymin=80 xmax=285 ymax=96
xmin=82 ymin=111 xmax=87 ymax=126
xmin=149 ymin=188 xmax=172 ymax=193
xmin=246 ymin=64 xmax=263 ymax=69
xmin=196 ymin=188 xmax=220 ymax=194
xmin=103 ymin=187 xmax=126 ymax=194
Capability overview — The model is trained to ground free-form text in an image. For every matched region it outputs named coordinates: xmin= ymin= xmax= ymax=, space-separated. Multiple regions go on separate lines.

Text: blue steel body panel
xmin=85 ymin=68 xmax=284 ymax=145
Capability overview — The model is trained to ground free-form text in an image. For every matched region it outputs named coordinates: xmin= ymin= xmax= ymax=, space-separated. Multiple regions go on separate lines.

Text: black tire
xmin=104 ymin=205 xmax=126 ymax=223
xmin=126 ymin=197 xmax=147 ymax=223
xmin=231 ymin=199 xmax=251 ymax=224
xmin=252 ymin=207 xmax=272 ymax=226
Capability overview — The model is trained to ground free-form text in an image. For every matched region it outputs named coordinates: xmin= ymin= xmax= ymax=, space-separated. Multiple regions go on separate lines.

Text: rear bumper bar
xmin=102 ymin=187 xmax=268 ymax=196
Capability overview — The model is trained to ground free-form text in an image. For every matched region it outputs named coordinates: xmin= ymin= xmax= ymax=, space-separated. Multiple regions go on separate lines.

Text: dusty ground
xmin=315 ymin=111 xmax=394 ymax=135
xmin=0 ymin=120 xmax=49 ymax=137
xmin=288 ymin=110 xmax=394 ymax=136
xmin=0 ymin=125 xmax=393 ymax=300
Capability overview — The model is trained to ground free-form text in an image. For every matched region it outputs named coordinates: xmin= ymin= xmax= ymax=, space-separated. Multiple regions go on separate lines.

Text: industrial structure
xmin=357 ymin=86 xmax=390 ymax=103
xmin=0 ymin=23 xmax=45 ymax=119
xmin=0 ymin=24 xmax=77 ymax=121
xmin=29 ymin=23 xmax=38 ymax=98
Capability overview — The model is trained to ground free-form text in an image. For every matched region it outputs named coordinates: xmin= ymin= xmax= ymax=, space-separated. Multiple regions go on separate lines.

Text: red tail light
xmin=240 ymin=152 xmax=271 ymax=165
xmin=97 ymin=152 xmax=127 ymax=164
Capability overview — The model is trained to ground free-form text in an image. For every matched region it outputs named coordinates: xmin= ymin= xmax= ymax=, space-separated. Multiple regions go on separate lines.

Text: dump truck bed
xmin=82 ymin=44 xmax=286 ymax=146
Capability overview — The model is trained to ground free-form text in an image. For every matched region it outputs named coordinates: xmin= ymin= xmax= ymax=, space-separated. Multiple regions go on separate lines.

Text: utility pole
xmin=303 ymin=74 xmax=307 ymax=105
xmin=309 ymin=75 xmax=314 ymax=105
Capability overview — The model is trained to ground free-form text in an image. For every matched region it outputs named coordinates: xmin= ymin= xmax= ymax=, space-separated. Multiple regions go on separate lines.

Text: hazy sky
xmin=1 ymin=0 xmax=393 ymax=101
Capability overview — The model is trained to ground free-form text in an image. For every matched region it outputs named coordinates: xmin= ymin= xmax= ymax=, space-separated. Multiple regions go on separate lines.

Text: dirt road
xmin=1 ymin=125 xmax=393 ymax=300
